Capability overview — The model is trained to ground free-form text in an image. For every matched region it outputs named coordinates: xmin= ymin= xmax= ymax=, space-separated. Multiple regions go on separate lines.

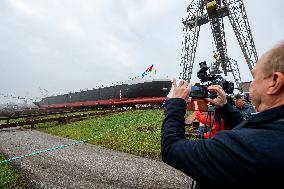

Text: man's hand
xmin=206 ymin=85 xmax=227 ymax=108
xmin=171 ymin=79 xmax=192 ymax=102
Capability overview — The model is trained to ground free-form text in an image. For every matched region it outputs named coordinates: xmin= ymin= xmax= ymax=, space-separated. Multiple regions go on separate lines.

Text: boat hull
xmin=34 ymin=79 xmax=172 ymax=109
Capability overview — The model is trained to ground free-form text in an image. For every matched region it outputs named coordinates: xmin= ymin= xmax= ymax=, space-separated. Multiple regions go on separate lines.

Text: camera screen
xmin=189 ymin=86 xmax=208 ymax=98
xmin=191 ymin=86 xmax=202 ymax=91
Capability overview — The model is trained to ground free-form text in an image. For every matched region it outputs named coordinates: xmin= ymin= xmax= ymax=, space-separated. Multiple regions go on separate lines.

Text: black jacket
xmin=161 ymin=98 xmax=284 ymax=189
xmin=234 ymin=103 xmax=256 ymax=120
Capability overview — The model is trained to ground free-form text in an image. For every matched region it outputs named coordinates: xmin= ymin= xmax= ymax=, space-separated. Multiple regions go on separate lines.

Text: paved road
xmin=0 ymin=127 xmax=193 ymax=189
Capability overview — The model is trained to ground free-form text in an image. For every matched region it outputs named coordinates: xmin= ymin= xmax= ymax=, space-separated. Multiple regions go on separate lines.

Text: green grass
xmin=0 ymin=154 xmax=28 ymax=189
xmin=0 ymin=109 xmax=197 ymax=186
xmin=35 ymin=109 xmax=165 ymax=160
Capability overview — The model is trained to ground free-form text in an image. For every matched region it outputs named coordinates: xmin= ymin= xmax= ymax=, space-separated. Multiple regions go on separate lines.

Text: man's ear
xmin=267 ymin=72 xmax=284 ymax=95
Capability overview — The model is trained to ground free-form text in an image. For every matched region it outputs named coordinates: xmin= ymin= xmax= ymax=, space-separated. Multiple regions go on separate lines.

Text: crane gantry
xmin=180 ymin=0 xmax=258 ymax=90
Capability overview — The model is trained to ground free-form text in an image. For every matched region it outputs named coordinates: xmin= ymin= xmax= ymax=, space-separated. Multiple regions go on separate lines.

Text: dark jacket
xmin=234 ymin=103 xmax=256 ymax=119
xmin=161 ymin=98 xmax=284 ymax=189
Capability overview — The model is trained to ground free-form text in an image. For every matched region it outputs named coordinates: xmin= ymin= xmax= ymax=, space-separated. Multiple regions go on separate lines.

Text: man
xmin=161 ymin=42 xmax=284 ymax=188
xmin=233 ymin=93 xmax=256 ymax=119
xmin=186 ymin=111 xmax=226 ymax=139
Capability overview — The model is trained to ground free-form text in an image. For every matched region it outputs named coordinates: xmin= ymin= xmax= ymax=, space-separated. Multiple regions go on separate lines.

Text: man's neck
xmin=258 ymin=97 xmax=284 ymax=112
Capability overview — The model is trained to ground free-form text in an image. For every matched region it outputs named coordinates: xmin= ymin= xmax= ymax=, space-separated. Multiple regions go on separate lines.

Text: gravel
xmin=0 ymin=127 xmax=193 ymax=189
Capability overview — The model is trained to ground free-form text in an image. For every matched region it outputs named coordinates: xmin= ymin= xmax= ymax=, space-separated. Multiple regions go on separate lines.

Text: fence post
xmin=31 ymin=121 xmax=35 ymax=130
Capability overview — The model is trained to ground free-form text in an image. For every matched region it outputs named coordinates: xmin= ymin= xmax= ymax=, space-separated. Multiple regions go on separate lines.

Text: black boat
xmin=34 ymin=78 xmax=172 ymax=109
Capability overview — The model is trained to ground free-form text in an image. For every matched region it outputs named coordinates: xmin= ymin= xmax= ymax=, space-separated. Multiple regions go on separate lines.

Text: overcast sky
xmin=0 ymin=0 xmax=283 ymax=104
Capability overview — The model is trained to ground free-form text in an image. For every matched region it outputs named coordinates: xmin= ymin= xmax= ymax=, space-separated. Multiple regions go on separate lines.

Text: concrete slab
xmin=0 ymin=128 xmax=193 ymax=189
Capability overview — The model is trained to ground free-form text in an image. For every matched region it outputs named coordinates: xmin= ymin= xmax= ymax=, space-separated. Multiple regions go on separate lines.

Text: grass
xmin=0 ymin=109 xmax=196 ymax=187
xmin=0 ymin=154 xmax=28 ymax=189
xmin=35 ymin=109 xmax=165 ymax=160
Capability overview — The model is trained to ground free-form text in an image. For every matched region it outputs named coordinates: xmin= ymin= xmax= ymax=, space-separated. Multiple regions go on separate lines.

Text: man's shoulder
xmin=244 ymin=103 xmax=255 ymax=109
xmin=242 ymin=104 xmax=256 ymax=114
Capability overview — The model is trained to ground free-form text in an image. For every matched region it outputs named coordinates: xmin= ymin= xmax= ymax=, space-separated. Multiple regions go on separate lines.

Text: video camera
xmin=189 ymin=61 xmax=234 ymax=98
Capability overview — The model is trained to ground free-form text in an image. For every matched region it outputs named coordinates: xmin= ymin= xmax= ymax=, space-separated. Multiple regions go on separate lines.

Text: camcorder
xmin=189 ymin=61 xmax=234 ymax=99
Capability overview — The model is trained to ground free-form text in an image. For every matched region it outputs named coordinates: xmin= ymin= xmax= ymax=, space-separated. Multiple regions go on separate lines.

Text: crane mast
xmin=180 ymin=0 xmax=258 ymax=90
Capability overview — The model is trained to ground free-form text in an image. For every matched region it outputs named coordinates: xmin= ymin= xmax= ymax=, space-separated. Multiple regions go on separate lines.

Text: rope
xmin=0 ymin=106 xmax=159 ymax=165
xmin=0 ymin=124 xmax=123 ymax=164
